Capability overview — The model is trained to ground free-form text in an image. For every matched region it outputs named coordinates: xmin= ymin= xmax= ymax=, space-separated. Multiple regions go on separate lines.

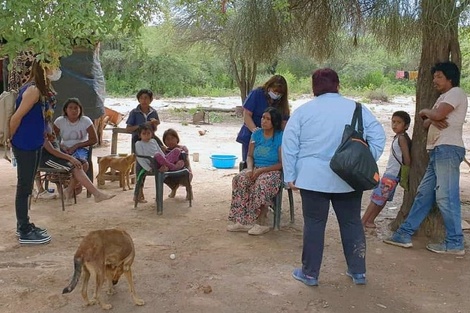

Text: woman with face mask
xmin=236 ymin=75 xmax=290 ymax=162
xmin=9 ymin=57 xmax=62 ymax=245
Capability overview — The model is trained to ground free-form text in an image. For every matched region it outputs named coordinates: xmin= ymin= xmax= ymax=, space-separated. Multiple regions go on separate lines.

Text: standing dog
xmin=62 ymin=229 xmax=145 ymax=310
xmin=97 ymin=154 xmax=136 ymax=191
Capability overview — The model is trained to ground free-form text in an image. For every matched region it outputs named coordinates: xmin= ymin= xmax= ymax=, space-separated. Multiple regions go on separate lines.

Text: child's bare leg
xmin=362 ymin=202 xmax=385 ymax=228
xmin=169 ymin=186 xmax=178 ymax=198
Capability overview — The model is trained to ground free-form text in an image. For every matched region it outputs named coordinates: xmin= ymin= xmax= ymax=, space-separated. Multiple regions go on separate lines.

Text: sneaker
xmin=383 ymin=232 xmax=413 ymax=248
xmin=292 ymin=268 xmax=318 ymax=286
xmin=16 ymin=223 xmax=48 ymax=237
xmin=426 ymin=243 xmax=465 ymax=256
xmin=247 ymin=224 xmax=271 ymax=235
xmin=37 ymin=190 xmax=57 ymax=200
xmin=346 ymin=271 xmax=367 ymax=285
xmin=227 ymin=222 xmax=253 ymax=232
xmin=19 ymin=228 xmax=51 ymax=245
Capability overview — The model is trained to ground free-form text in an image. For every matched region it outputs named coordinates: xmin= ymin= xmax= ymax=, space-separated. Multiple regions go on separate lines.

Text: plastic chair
xmin=239 ymin=161 xmax=294 ymax=230
xmin=133 ymin=154 xmax=192 ymax=215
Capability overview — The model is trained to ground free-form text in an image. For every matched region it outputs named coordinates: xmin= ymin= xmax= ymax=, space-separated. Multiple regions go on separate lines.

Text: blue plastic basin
xmin=210 ymin=154 xmax=237 ymax=169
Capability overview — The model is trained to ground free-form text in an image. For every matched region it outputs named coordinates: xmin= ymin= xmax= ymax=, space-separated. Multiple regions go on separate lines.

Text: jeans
xmin=13 ymin=147 xmax=41 ymax=232
xmin=299 ymin=189 xmax=365 ymax=278
xmin=397 ymin=145 xmax=465 ymax=249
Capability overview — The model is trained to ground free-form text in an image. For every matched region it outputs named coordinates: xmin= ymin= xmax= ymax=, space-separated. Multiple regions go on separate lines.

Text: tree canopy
xmin=0 ymin=0 xmax=166 ymax=66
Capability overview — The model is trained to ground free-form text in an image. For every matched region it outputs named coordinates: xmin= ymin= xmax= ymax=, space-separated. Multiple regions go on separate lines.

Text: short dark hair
xmin=163 ymin=128 xmax=180 ymax=144
xmin=431 ymin=61 xmax=460 ymax=87
xmin=62 ymin=98 xmax=83 ymax=118
xmin=392 ymin=111 xmax=411 ymax=130
xmin=136 ymin=89 xmax=154 ymax=100
xmin=312 ymin=68 xmax=339 ymax=96
xmin=264 ymin=107 xmax=282 ymax=131
xmin=138 ymin=123 xmax=153 ymax=136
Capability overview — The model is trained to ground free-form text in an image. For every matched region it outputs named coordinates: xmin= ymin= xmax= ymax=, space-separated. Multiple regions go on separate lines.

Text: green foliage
xmin=101 ymin=25 xmax=421 ymax=98
xmin=0 ymin=0 xmax=163 ymax=65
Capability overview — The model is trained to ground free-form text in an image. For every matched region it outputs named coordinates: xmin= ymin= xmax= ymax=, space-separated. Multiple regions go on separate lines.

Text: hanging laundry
xmin=396 ymin=71 xmax=405 ymax=79
xmin=409 ymin=71 xmax=418 ymax=80
xmin=404 ymin=71 xmax=409 ymax=80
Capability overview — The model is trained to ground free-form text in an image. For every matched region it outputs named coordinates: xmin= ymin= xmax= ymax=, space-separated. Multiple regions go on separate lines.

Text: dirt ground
xmin=1 ymin=100 xmax=470 ymax=313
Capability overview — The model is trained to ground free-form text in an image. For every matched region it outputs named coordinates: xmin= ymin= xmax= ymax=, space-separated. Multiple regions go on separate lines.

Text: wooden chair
xmin=37 ymin=145 xmax=92 ymax=209
xmin=133 ymin=154 xmax=192 ymax=215
xmin=85 ymin=146 xmax=93 ymax=198
xmin=239 ymin=161 xmax=294 ymax=230
xmin=36 ymin=168 xmax=76 ymax=211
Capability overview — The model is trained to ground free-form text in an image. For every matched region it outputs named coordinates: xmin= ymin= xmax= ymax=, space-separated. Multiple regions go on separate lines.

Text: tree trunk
xmin=390 ymin=0 xmax=463 ymax=239
xmin=230 ymin=54 xmax=257 ymax=103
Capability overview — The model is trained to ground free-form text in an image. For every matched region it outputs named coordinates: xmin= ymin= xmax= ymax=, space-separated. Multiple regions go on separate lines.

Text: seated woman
xmin=134 ymin=125 xmax=187 ymax=202
xmin=228 ymin=107 xmax=283 ymax=236
xmin=41 ymin=133 xmax=114 ymax=204
xmin=53 ymin=98 xmax=97 ymax=194
xmin=162 ymin=128 xmax=193 ymax=199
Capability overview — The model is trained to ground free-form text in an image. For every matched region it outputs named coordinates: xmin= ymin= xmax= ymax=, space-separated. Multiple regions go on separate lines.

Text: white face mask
xmin=268 ymin=90 xmax=282 ymax=100
xmin=47 ymin=69 xmax=62 ymax=81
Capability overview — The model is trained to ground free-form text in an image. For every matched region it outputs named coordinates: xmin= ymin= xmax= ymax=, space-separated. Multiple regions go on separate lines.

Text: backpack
xmin=0 ymin=90 xmax=18 ymax=159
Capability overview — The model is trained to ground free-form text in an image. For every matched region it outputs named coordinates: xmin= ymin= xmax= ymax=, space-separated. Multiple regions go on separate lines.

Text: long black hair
xmin=264 ymin=107 xmax=282 ymax=131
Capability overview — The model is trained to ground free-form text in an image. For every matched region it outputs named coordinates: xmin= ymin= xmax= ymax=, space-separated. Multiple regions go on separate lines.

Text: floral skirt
xmin=228 ymin=169 xmax=282 ymax=225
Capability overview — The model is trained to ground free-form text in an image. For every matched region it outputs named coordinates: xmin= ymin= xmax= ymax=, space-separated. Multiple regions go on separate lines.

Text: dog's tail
xmin=62 ymin=257 xmax=82 ymax=294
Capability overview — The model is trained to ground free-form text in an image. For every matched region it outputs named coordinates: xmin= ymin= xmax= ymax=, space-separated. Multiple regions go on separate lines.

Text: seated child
xmin=135 ymin=125 xmax=185 ymax=172
xmin=361 ymin=111 xmax=412 ymax=228
xmin=162 ymin=128 xmax=193 ymax=199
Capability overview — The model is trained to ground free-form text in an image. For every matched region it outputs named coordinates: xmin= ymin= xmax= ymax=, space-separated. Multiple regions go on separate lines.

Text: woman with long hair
xmin=236 ymin=75 xmax=290 ymax=162
xmin=228 ymin=107 xmax=284 ymax=236
xmin=9 ymin=57 xmax=61 ymax=244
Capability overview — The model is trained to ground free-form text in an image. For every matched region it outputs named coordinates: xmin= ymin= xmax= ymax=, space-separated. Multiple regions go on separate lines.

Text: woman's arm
xmin=246 ymin=140 xmax=255 ymax=171
xmin=9 ymin=86 xmax=40 ymax=138
xmin=243 ymin=109 xmax=258 ymax=133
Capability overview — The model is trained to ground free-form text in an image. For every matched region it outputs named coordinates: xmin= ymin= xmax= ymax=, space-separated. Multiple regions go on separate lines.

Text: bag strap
xmin=391 ymin=136 xmax=403 ymax=165
xmin=351 ymin=102 xmax=364 ymax=136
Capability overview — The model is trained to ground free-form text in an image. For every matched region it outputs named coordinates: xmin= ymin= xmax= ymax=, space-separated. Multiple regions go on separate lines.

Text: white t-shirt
xmin=135 ymin=139 xmax=164 ymax=171
xmin=54 ymin=116 xmax=93 ymax=148
xmin=426 ymin=87 xmax=468 ymax=150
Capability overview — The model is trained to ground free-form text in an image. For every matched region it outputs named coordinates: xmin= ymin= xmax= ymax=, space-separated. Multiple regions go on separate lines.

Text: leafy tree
xmin=285 ymin=0 xmax=469 ymax=238
xmin=176 ymin=0 xmax=468 ymax=237
xmin=0 ymin=0 xmax=166 ymax=65
xmin=175 ymin=0 xmax=291 ymax=102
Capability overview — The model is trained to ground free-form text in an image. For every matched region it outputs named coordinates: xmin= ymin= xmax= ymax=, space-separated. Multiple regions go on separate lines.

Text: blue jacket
xmin=126 ymin=105 xmax=159 ymax=144
xmin=282 ymin=93 xmax=386 ymax=193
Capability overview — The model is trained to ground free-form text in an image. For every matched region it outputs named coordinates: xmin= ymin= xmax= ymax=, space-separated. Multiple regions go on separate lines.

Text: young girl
xmin=135 ymin=125 xmax=185 ymax=173
xmin=362 ymin=111 xmax=412 ymax=228
xmin=162 ymin=128 xmax=193 ymax=199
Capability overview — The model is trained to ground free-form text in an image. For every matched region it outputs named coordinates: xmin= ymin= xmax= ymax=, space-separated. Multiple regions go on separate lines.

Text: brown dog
xmin=97 ymin=154 xmax=136 ymax=191
xmin=62 ymin=229 xmax=144 ymax=310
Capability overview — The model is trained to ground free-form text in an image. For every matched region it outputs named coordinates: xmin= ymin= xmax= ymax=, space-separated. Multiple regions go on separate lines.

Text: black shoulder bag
xmin=329 ymin=102 xmax=380 ymax=191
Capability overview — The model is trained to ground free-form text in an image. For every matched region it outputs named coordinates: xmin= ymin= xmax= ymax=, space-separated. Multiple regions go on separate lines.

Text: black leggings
xmin=13 ymin=147 xmax=41 ymax=231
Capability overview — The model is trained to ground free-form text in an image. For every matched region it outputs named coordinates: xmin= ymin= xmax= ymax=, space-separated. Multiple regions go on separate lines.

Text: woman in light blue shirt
xmin=283 ymin=68 xmax=386 ymax=286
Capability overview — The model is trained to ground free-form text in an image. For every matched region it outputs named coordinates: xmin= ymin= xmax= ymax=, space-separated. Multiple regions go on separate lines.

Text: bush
xmin=367 ymin=89 xmax=389 ymax=102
